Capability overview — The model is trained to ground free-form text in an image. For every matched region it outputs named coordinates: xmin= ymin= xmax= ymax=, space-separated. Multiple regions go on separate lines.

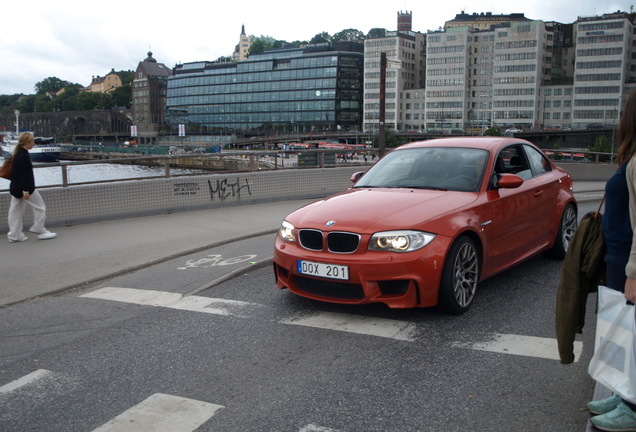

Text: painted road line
xmin=281 ymin=312 xmax=417 ymax=342
xmin=80 ymin=287 xmax=262 ymax=318
xmin=91 ymin=393 xmax=223 ymax=432
xmin=0 ymin=369 xmax=51 ymax=394
xmin=299 ymin=424 xmax=341 ymax=432
xmin=452 ymin=333 xmax=584 ymax=362
xmin=82 ymin=288 xmax=417 ymax=342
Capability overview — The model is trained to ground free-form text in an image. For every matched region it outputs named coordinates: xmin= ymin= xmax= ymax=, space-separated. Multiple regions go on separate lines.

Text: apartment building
xmin=364 ymin=10 xmax=634 ymax=133
xmin=84 ymin=69 xmax=122 ymax=93
xmin=363 ymin=11 xmax=426 ymax=132
xmin=571 ymin=12 xmax=633 ymax=128
xmin=424 ymin=26 xmax=473 ymax=133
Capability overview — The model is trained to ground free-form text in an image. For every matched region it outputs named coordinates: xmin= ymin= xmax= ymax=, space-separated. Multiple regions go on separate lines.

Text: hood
xmin=287 ymin=188 xmax=478 ymax=233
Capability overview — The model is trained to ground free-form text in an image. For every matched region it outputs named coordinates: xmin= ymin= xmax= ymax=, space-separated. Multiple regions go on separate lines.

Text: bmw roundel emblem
xmin=325 ymin=220 xmax=336 ymax=227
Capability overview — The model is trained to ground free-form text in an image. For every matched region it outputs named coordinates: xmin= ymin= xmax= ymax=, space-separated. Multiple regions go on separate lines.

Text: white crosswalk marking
xmin=281 ymin=312 xmax=417 ymax=342
xmin=299 ymin=424 xmax=341 ymax=432
xmin=80 ymin=287 xmax=578 ymax=360
xmin=91 ymin=393 xmax=223 ymax=432
xmin=452 ymin=333 xmax=584 ymax=362
xmin=81 ymin=287 xmax=262 ymax=318
xmin=0 ymin=369 xmax=51 ymax=394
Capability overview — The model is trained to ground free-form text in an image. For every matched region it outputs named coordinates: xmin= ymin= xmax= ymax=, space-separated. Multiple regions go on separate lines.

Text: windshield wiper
xmin=398 ymin=184 xmax=448 ymax=191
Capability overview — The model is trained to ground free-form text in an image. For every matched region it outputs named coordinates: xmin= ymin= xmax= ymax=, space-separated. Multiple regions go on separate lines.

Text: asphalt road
xmin=0 ymin=201 xmax=601 ymax=432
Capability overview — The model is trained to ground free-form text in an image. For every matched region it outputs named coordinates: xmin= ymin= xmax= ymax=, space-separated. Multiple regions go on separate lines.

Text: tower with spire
xmin=233 ymin=24 xmax=253 ymax=61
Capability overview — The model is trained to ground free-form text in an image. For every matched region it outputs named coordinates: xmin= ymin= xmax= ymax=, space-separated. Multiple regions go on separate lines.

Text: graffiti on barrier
xmin=207 ymin=177 xmax=252 ymax=201
xmin=178 ymin=254 xmax=257 ymax=270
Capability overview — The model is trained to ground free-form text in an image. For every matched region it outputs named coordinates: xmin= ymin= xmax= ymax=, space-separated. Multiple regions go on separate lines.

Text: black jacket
xmin=9 ymin=147 xmax=35 ymax=199
xmin=555 ymin=211 xmax=606 ymax=364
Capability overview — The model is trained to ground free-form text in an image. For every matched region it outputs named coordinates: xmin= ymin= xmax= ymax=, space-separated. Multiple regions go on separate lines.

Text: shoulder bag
xmin=0 ymin=158 xmax=11 ymax=180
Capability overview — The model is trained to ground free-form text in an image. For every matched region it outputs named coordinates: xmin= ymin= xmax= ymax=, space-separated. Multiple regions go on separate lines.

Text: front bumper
xmin=273 ymin=234 xmax=452 ymax=308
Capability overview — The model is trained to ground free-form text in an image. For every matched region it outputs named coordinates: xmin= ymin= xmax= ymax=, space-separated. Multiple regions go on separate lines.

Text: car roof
xmin=396 ymin=136 xmax=534 ymax=152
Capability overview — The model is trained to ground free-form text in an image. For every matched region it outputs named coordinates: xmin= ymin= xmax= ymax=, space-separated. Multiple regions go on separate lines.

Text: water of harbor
xmin=0 ymin=162 xmax=204 ymax=190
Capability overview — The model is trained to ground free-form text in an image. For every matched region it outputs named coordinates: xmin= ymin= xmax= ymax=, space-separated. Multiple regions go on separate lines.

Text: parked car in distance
xmin=505 ymin=128 xmax=521 ymax=133
xmin=273 ymin=137 xmax=577 ymax=314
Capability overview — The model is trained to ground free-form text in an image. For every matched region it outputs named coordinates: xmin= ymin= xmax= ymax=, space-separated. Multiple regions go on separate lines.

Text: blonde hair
xmin=13 ymin=132 xmax=34 ymax=157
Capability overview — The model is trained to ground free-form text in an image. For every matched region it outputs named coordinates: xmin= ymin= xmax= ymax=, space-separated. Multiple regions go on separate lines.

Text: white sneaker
xmin=8 ymin=236 xmax=28 ymax=243
xmin=37 ymin=231 xmax=57 ymax=240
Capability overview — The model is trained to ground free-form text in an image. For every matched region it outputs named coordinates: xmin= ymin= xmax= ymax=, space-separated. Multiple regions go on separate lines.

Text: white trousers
xmin=7 ymin=190 xmax=47 ymax=241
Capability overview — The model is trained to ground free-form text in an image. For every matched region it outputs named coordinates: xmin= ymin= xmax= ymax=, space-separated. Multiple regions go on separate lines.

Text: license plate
xmin=297 ymin=260 xmax=349 ymax=281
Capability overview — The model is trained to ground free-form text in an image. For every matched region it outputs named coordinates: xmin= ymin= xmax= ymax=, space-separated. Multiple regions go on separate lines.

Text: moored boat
xmin=1 ymin=135 xmax=61 ymax=162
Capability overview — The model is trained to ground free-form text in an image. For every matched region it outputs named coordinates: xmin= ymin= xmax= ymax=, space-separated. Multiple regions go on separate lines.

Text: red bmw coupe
xmin=273 ymin=137 xmax=577 ymax=314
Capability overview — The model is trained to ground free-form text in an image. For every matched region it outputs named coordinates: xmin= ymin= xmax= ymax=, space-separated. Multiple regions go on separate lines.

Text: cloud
xmin=1 ymin=0 xmax=633 ymax=94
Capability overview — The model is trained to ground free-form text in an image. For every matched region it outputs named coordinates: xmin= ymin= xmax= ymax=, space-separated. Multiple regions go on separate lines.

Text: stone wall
xmin=0 ymin=109 xmax=132 ymax=142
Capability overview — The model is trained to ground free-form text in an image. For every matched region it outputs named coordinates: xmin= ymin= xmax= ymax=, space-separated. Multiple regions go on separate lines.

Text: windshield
xmin=354 ymin=147 xmax=489 ymax=192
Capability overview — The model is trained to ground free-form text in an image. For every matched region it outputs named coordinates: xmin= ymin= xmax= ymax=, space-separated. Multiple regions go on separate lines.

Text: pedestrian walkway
xmin=0 ymin=182 xmax=605 ymax=308
xmin=0 ymin=199 xmax=314 ymax=307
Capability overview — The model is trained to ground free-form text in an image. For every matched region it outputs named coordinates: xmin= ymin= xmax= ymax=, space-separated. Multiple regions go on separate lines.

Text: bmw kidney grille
xmin=298 ymin=229 xmax=360 ymax=253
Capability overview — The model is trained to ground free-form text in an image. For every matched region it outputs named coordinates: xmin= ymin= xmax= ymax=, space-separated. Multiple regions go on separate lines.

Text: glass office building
xmin=166 ymin=42 xmax=363 ymax=138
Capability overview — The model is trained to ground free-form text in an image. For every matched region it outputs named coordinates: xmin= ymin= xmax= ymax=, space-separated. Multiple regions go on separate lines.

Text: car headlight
xmin=369 ymin=230 xmax=436 ymax=253
xmin=279 ymin=220 xmax=295 ymax=242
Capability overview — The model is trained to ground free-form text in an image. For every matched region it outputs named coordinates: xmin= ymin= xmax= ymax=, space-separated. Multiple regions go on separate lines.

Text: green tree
xmin=589 ymin=136 xmax=612 ymax=162
xmin=117 ymin=70 xmax=134 ymax=86
xmin=34 ymin=94 xmax=54 ymax=112
xmin=110 ymin=84 xmax=131 ymax=108
xmin=15 ymin=95 xmax=36 ymax=113
xmin=35 ymin=77 xmax=72 ymax=94
xmin=76 ymin=92 xmax=115 ymax=110
xmin=61 ymin=97 xmax=79 ymax=111
xmin=310 ymin=32 xmax=331 ymax=44
xmin=484 ymin=126 xmax=502 ymax=136
xmin=56 ymin=85 xmax=82 ymax=111
xmin=332 ymin=29 xmax=364 ymax=42
xmin=0 ymin=94 xmax=22 ymax=115
xmin=248 ymin=37 xmax=275 ymax=55
xmin=272 ymin=39 xmax=292 ymax=49
xmin=367 ymin=28 xmax=386 ymax=38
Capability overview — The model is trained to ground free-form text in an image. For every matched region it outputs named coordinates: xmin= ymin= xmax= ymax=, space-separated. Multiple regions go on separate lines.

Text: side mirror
xmin=497 ymin=173 xmax=524 ymax=189
xmin=350 ymin=172 xmax=364 ymax=183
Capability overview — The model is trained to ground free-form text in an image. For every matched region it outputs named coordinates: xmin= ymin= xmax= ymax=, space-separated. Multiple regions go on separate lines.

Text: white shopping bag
xmin=589 ymin=285 xmax=636 ymax=403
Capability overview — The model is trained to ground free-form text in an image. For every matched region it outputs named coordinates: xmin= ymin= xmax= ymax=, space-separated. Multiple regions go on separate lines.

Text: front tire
xmin=438 ymin=236 xmax=480 ymax=314
xmin=544 ymin=203 xmax=577 ymax=259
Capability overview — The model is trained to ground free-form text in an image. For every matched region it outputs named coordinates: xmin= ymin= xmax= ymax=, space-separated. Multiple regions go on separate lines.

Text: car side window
xmin=524 ymin=144 xmax=552 ymax=177
xmin=494 ymin=145 xmax=532 ymax=181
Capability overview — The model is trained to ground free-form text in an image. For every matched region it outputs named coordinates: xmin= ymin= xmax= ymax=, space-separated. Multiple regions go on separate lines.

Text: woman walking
xmin=7 ymin=132 xmax=56 ymax=243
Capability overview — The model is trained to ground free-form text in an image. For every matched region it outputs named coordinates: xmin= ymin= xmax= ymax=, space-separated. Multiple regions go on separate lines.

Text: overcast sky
xmin=1 ymin=0 xmax=632 ymax=95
